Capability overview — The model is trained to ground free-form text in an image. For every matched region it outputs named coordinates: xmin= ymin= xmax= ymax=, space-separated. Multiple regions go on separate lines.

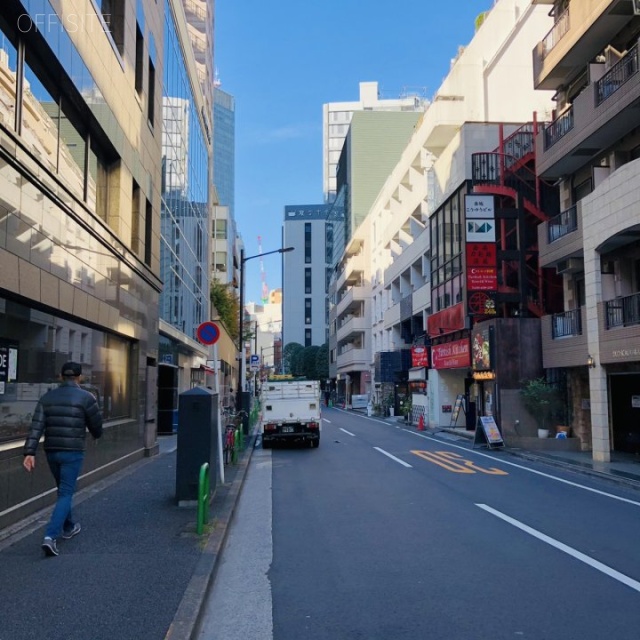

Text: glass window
xmin=305 ymin=329 xmax=312 ymax=347
xmin=87 ymin=143 xmax=110 ymax=222
xmin=131 ymin=180 xmax=141 ymax=254
xmin=135 ymin=23 xmax=144 ymax=94
xmin=97 ymin=0 xmax=125 ymax=56
xmin=23 ymin=58 xmax=60 ymax=175
xmin=305 ymin=298 xmax=311 ymax=324
xmin=0 ymin=296 xmax=133 ymax=443
xmin=214 ymin=218 xmax=227 ymax=239
xmin=0 ymin=22 xmax=18 ymax=130
xmin=305 ymin=268 xmax=311 ymax=294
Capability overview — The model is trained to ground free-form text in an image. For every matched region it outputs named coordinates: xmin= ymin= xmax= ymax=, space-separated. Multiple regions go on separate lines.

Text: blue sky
xmin=214 ymin=1 xmax=492 ymax=303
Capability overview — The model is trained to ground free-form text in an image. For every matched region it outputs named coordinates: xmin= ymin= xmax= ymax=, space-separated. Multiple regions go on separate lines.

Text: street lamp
xmin=237 ymin=246 xmax=294 ymax=412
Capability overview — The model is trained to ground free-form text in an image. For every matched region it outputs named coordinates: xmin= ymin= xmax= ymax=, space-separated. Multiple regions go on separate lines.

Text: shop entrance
xmin=610 ymin=373 xmax=640 ymax=454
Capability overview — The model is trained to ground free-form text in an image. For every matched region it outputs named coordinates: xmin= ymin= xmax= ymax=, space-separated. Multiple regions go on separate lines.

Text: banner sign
xmin=472 ymin=328 xmax=492 ymax=371
xmin=465 ymin=195 xmax=495 ymax=219
xmin=467 ymin=267 xmax=498 ymax=291
xmin=411 ymin=345 xmax=429 ymax=368
xmin=466 ymin=243 xmax=497 ymax=267
xmin=431 ymin=339 xmax=470 ymax=369
xmin=467 ymin=219 xmax=496 ymax=242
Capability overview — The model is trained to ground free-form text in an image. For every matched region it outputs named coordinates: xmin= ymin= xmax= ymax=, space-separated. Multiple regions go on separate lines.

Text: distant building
xmin=213 ymin=86 xmax=236 ymax=218
xmin=282 ymin=205 xmax=333 ymax=348
xmin=322 ymin=81 xmax=428 ymax=202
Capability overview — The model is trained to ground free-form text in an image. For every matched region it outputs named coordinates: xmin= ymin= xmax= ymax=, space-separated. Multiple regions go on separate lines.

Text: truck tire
xmin=311 ymin=437 xmax=320 ymax=448
xmin=262 ymin=438 xmax=271 ymax=449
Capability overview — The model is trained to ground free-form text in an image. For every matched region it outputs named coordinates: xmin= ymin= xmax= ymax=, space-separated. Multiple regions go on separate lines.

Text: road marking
xmin=339 ymin=428 xmax=355 ymax=437
xmin=412 ymin=450 xmax=508 ymax=475
xmin=403 ymin=430 xmax=640 ymax=507
xmin=374 ymin=447 xmax=412 ymax=468
xmin=477 ymin=504 xmax=640 ymax=593
xmin=323 ymin=418 xmax=331 ymax=423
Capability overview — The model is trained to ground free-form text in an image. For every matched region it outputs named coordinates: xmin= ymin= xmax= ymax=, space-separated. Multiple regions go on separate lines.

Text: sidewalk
xmin=0 ymin=433 xmax=256 ymax=640
xmin=2 ymin=418 xmax=639 ymax=640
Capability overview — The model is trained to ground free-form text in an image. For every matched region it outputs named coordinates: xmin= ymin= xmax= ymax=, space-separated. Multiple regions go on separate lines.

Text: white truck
xmin=260 ymin=378 xmax=321 ymax=448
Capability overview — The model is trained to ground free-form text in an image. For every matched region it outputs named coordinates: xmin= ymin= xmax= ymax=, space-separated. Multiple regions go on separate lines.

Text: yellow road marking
xmin=411 ymin=450 xmax=508 ymax=475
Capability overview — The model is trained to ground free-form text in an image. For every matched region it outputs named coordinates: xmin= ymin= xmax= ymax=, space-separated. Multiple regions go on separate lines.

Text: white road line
xmin=374 ymin=447 xmax=412 ymax=468
xmin=403 ymin=429 xmax=640 ymax=507
xmin=477 ymin=504 xmax=640 ymax=593
xmin=339 ymin=428 xmax=355 ymax=437
xmin=323 ymin=418 xmax=331 ymax=423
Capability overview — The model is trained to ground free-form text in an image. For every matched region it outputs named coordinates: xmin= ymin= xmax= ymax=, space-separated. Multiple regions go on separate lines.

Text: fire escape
xmin=471 ymin=120 xmax=562 ymax=318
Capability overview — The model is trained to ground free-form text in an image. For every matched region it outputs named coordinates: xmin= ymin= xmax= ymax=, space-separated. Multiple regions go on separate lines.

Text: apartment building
xmin=0 ymin=0 xmax=164 ymax=528
xmin=533 ymin=0 xmax=640 ymax=461
xmin=332 ymin=0 xmax=559 ymax=426
xmin=322 ymin=81 xmax=428 ymax=202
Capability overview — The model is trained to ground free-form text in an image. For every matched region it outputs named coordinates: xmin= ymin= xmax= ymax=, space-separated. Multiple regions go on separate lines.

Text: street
xmin=198 ymin=407 xmax=640 ymax=640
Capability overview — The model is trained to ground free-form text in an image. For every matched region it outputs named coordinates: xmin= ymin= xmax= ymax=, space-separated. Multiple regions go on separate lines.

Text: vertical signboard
xmin=0 ymin=339 xmax=19 ymax=395
xmin=465 ymin=195 xmax=497 ymax=316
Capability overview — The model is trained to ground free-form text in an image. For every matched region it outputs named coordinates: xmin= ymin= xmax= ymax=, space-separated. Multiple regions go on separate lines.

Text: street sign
xmin=196 ymin=321 xmax=220 ymax=346
xmin=249 ymin=354 xmax=260 ymax=371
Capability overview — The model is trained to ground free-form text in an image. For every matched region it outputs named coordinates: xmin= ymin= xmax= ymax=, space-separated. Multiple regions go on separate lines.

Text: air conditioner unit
xmin=556 ymin=258 xmax=584 ymax=275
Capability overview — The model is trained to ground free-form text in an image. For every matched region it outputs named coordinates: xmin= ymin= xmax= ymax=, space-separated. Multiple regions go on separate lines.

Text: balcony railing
xmin=606 ymin=292 xmax=640 ymax=329
xmin=547 ymin=205 xmax=577 ymax=243
xmin=544 ymin=106 xmax=574 ymax=150
xmin=596 ymin=43 xmax=639 ymax=106
xmin=541 ymin=6 xmax=570 ymax=59
xmin=551 ymin=308 xmax=582 ymax=338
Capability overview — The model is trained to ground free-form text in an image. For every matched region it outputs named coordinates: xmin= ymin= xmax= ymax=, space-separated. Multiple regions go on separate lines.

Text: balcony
xmin=336 ymin=347 xmax=368 ymax=371
xmin=598 ymin=295 xmax=640 ymax=364
xmin=336 ymin=285 xmax=367 ymax=317
xmin=536 ymin=42 xmax=640 ymax=178
xmin=541 ymin=307 xmax=587 ymax=368
xmin=605 ymin=292 xmax=640 ymax=329
xmin=533 ymin=0 xmax=630 ymax=91
xmin=538 ymin=204 xmax=583 ymax=269
xmin=383 ymin=301 xmax=401 ymax=330
xmin=337 ymin=316 xmax=368 ymax=343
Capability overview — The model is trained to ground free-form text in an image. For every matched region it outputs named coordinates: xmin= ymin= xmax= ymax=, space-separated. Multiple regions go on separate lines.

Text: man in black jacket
xmin=23 ymin=362 xmax=103 ymax=557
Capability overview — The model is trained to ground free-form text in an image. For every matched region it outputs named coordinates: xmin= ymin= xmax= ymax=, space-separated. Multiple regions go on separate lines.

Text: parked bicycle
xmin=222 ymin=408 xmax=248 ymax=465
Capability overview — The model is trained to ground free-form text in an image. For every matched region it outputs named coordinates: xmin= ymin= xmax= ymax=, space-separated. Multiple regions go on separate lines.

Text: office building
xmin=282 ymin=205 xmax=332 ymax=348
xmin=0 ymin=0 xmax=164 ymax=528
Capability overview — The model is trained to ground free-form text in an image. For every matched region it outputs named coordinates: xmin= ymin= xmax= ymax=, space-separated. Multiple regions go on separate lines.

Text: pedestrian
xmin=23 ymin=362 xmax=103 ymax=557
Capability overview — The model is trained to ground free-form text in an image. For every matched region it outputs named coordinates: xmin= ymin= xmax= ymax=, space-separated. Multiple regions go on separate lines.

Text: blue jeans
xmin=45 ymin=450 xmax=84 ymax=539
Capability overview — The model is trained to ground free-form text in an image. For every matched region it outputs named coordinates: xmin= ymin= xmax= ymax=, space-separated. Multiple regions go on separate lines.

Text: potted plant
xmin=384 ymin=393 xmax=395 ymax=417
xmin=401 ymin=397 xmax=412 ymax=423
xmin=520 ymin=377 xmax=563 ymax=438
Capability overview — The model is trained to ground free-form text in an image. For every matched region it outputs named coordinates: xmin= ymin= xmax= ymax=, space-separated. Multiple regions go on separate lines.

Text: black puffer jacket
xmin=23 ymin=381 xmax=103 ymax=455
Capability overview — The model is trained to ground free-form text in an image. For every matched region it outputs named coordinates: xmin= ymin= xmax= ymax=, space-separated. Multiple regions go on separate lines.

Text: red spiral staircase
xmin=471 ymin=119 xmax=563 ymax=318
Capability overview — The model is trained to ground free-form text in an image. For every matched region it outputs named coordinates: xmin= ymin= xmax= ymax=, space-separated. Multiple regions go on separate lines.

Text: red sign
xmin=431 ymin=339 xmax=471 ymax=369
xmin=467 ymin=266 xmax=498 ymax=291
xmin=196 ymin=321 xmax=220 ymax=345
xmin=411 ymin=346 xmax=429 ymax=368
xmin=427 ymin=303 xmax=465 ymax=337
xmin=468 ymin=292 xmax=497 ymax=316
xmin=466 ymin=242 xmax=496 ymax=267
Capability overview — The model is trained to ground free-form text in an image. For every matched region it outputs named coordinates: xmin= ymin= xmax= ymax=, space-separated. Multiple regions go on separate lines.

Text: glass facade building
xmin=213 ymin=87 xmax=235 ymax=217
xmin=0 ymin=0 xmax=164 ymax=529
xmin=160 ymin=0 xmax=211 ymax=342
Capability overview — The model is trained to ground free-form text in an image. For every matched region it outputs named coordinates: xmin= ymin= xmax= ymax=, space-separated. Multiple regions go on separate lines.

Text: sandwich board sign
xmin=473 ymin=415 xmax=504 ymax=449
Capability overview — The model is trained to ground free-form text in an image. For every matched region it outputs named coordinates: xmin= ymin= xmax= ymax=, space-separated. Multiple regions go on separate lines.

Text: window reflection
xmin=0 ymin=27 xmax=17 ymax=130
xmin=0 ymin=297 xmax=133 ymax=443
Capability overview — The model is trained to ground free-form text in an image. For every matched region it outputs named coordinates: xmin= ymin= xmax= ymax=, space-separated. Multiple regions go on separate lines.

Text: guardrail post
xmin=197 ymin=462 xmax=210 ymax=535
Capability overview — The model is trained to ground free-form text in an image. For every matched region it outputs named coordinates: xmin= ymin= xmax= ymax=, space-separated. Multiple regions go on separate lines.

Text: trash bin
xmin=175 ymin=387 xmax=219 ymax=505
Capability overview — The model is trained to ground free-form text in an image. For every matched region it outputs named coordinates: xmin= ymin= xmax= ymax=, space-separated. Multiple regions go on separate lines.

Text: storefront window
xmin=0 ymin=297 xmax=133 ymax=443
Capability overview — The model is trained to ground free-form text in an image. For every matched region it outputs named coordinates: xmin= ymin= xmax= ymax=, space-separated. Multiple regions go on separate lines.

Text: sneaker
xmin=61 ymin=523 xmax=81 ymax=540
xmin=42 ymin=537 xmax=59 ymax=557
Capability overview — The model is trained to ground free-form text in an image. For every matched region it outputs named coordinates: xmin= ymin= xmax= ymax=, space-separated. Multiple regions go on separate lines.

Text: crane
xmin=258 ymin=236 xmax=269 ymax=304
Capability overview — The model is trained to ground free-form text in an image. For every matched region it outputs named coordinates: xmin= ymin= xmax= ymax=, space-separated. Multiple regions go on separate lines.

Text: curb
xmin=163 ymin=432 xmax=258 ymax=640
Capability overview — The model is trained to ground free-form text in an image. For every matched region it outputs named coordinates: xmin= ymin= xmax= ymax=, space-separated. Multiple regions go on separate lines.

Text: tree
xmin=283 ymin=342 xmax=303 ymax=374
xmin=210 ymin=280 xmax=239 ymax=341
xmin=302 ymin=345 xmax=320 ymax=380
xmin=291 ymin=348 xmax=306 ymax=376
xmin=315 ymin=343 xmax=329 ymax=380
xmin=520 ymin=377 xmax=564 ymax=432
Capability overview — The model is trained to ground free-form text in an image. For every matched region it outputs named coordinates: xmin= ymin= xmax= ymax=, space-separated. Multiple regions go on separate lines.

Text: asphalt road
xmin=197 ymin=407 xmax=640 ymax=640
